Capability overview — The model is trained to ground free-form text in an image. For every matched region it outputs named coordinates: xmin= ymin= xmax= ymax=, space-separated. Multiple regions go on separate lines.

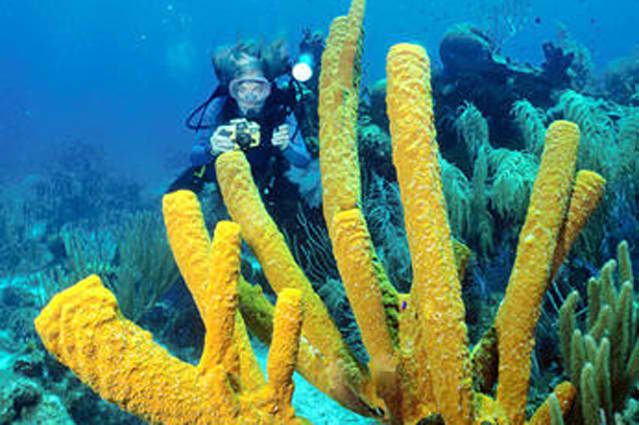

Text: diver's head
xmin=212 ymin=39 xmax=291 ymax=115
xmin=229 ymin=67 xmax=272 ymax=116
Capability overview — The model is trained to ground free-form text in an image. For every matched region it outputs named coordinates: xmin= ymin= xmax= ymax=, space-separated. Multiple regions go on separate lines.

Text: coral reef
xmin=603 ymin=47 xmax=639 ymax=105
xmin=61 ymin=211 xmax=180 ymax=321
xmin=0 ymin=372 xmax=73 ymax=425
xmin=0 ymin=139 xmax=142 ymax=276
xmin=31 ymin=0 xmax=612 ymax=424
xmin=558 ymin=240 xmax=638 ymax=425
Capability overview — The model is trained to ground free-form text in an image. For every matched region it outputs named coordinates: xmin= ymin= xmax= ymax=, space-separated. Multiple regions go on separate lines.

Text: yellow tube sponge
xmin=162 ymin=190 xmax=261 ymax=388
xmin=387 ymin=43 xmax=473 ymax=425
xmin=35 ymin=275 xmax=228 ymax=424
xmin=495 ymin=120 xmax=580 ymax=425
xmin=259 ymin=288 xmax=304 ymax=421
xmin=35 ymin=1 xmax=596 ymax=422
xmin=453 ymin=238 xmax=472 ymax=281
xmin=215 ymin=151 xmax=375 ymax=416
xmin=333 ymin=208 xmax=400 ymax=415
xmin=528 ymin=382 xmax=576 ymax=425
xmin=237 ymin=274 xmax=275 ymax=345
xmin=214 ymin=152 xmax=312 ymax=298
xmin=318 ymin=0 xmax=365 ymax=235
xmin=35 ymin=190 xmax=315 ymax=425
xmin=551 ymin=169 xmax=606 ymax=278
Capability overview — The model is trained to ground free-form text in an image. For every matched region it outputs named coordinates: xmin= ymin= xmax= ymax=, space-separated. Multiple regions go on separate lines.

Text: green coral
xmin=511 ymin=99 xmax=547 ymax=157
xmin=455 ymin=101 xmax=490 ymax=161
xmin=604 ymin=51 xmax=639 ymax=105
xmin=440 ymin=157 xmax=473 ymax=241
xmin=558 ymin=240 xmax=639 ymax=425
xmin=551 ymin=90 xmax=617 ymax=179
xmin=61 ymin=211 xmax=179 ymax=321
xmin=617 ymin=108 xmax=639 ymax=182
xmin=470 ymin=145 xmax=494 ymax=255
xmin=487 ymin=148 xmax=538 ymax=225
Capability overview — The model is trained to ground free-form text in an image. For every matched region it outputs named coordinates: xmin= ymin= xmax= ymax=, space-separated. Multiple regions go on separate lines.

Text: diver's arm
xmin=190 ymin=97 xmax=228 ymax=166
xmin=280 ymin=113 xmax=311 ymax=167
xmin=166 ymin=97 xmax=229 ymax=194
xmin=190 ymin=142 xmax=214 ymax=166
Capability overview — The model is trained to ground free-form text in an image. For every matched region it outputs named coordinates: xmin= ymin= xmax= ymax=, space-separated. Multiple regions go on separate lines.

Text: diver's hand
xmin=272 ymin=124 xmax=290 ymax=151
xmin=210 ymin=127 xmax=235 ymax=154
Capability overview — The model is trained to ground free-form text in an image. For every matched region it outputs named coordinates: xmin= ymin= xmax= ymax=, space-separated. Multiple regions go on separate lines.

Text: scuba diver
xmin=167 ymin=39 xmax=316 ymax=202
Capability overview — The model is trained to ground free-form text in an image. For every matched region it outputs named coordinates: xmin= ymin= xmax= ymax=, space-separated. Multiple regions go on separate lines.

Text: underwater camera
xmin=216 ymin=118 xmax=261 ymax=151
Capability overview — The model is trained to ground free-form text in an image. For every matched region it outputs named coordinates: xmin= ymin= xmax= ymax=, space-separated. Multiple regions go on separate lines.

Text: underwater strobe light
xmin=292 ymin=53 xmax=314 ymax=82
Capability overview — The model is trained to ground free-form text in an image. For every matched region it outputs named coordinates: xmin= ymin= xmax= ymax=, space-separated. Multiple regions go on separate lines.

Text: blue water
xmin=1 ymin=0 xmax=639 ymax=424
xmin=2 ymin=0 xmax=634 ymax=185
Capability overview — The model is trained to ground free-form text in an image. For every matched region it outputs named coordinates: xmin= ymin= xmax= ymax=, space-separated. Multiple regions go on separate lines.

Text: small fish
xmin=534 ymin=17 xmax=541 ymax=24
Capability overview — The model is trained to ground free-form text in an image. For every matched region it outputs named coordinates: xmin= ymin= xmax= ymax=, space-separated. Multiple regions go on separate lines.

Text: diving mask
xmin=229 ymin=76 xmax=272 ymax=107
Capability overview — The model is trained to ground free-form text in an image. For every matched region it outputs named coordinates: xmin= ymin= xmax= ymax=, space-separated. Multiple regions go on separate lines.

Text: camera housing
xmin=214 ymin=118 xmax=261 ymax=151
